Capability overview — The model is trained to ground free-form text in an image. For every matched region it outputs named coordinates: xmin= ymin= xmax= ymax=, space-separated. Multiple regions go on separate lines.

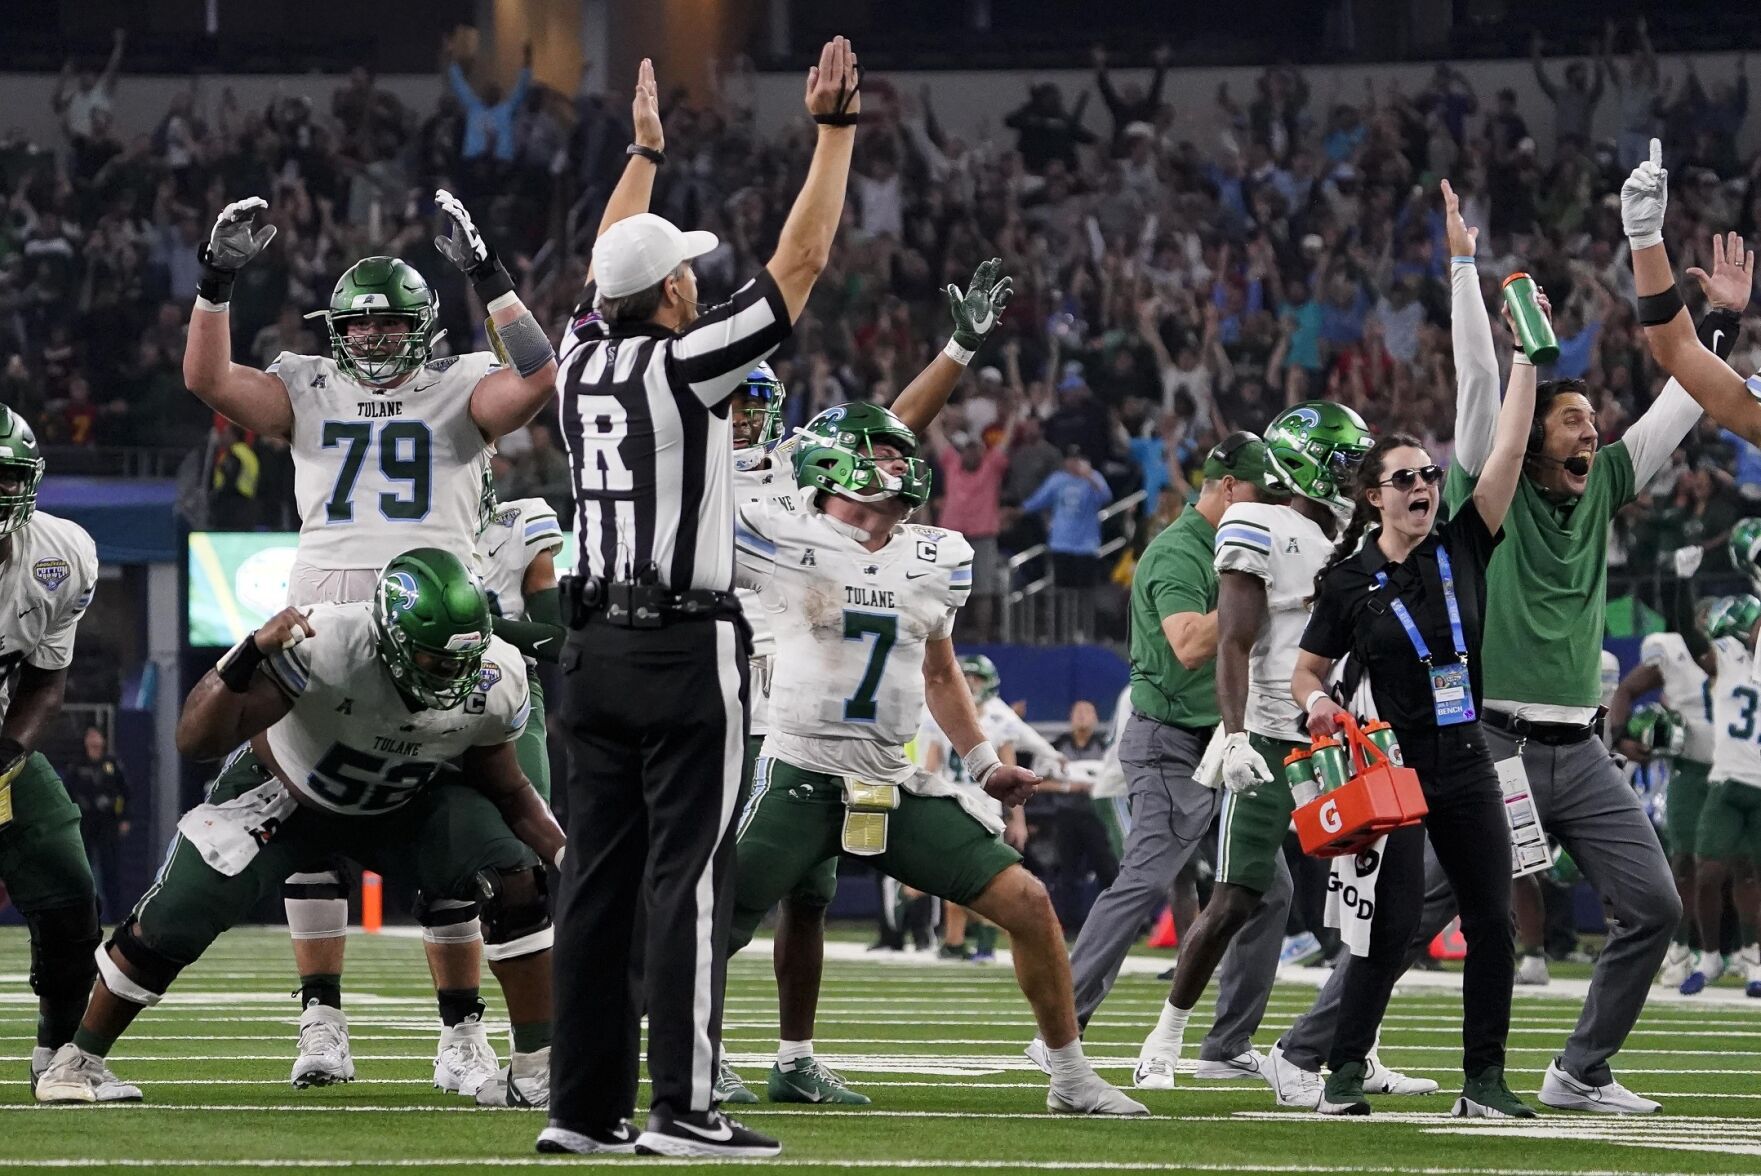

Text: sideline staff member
xmin=1057 ymin=434 xmax=1290 ymax=1078
xmin=545 ymin=43 xmax=860 ymax=1160
xmin=1296 ymin=314 xmax=1533 ymax=1117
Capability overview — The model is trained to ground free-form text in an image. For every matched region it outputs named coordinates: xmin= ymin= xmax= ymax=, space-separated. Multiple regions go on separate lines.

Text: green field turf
xmin=3 ymin=924 xmax=1760 ymax=1174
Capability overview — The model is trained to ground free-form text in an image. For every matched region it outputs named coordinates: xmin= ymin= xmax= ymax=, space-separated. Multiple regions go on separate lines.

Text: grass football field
xmin=3 ymin=924 xmax=1760 ymax=1174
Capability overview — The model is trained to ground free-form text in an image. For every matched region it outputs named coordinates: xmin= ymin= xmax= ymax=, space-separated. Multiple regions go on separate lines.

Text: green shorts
xmin=1695 ymin=779 xmax=1761 ymax=866
xmin=1666 ymin=758 xmax=1711 ymax=859
xmin=134 ymin=750 xmax=539 ymax=964
xmin=1215 ymin=733 xmax=1302 ymax=894
xmin=737 ymin=736 xmax=839 ymax=923
xmin=731 ymin=756 xmax=1021 ymax=952
xmin=0 ymin=752 xmax=96 ymax=916
xmin=518 ymin=674 xmax=550 ymax=802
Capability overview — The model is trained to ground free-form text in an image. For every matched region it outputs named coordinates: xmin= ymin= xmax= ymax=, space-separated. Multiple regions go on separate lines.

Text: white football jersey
xmin=475 ymin=497 xmax=564 ymax=624
xmin=1640 ymin=631 xmax=1714 ymax=764
xmin=1709 ymin=636 xmax=1761 ymax=789
xmin=274 ymin=351 xmax=500 ymax=570
xmin=0 ymin=512 xmax=98 ymax=713
xmin=259 ymin=602 xmax=530 ymax=816
xmin=912 ymin=699 xmax=1024 ymax=825
xmin=1214 ymin=501 xmax=1332 ymax=741
xmin=734 ymin=441 xmax=796 ymax=733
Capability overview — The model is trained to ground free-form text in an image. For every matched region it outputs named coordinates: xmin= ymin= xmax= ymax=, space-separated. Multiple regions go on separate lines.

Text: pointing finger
xmin=1649 ymin=137 xmax=1662 ymax=169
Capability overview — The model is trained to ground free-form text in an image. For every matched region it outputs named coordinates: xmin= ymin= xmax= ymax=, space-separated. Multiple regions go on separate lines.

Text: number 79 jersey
xmin=734 ymin=489 xmax=973 ymax=770
xmin=258 ymin=602 xmax=530 ymax=815
xmin=1710 ymin=635 xmax=1761 ymax=789
xmin=274 ymin=351 xmax=500 ymax=570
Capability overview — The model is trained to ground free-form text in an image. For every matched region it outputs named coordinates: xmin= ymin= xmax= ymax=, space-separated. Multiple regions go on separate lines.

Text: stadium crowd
xmin=6 ymin=22 xmax=1761 ymax=623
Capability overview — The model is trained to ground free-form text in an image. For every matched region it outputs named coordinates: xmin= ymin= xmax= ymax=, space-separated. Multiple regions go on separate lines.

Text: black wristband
xmin=472 ymin=258 xmax=516 ymax=306
xmin=1636 ymin=285 xmax=1685 ymax=327
xmin=812 ymin=112 xmax=860 ymax=127
xmin=218 ymin=634 xmax=269 ymax=692
xmin=1698 ymin=307 xmax=1742 ymax=359
xmin=626 ymin=143 xmax=666 ymax=166
xmin=196 ymin=245 xmax=236 ymax=304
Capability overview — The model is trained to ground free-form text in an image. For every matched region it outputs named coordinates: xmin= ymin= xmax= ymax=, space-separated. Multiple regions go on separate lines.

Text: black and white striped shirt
xmin=556 ymin=270 xmax=792 ymax=591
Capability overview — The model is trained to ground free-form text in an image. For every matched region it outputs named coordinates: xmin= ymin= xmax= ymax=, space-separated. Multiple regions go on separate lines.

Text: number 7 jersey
xmin=274 ymin=351 xmax=501 ymax=570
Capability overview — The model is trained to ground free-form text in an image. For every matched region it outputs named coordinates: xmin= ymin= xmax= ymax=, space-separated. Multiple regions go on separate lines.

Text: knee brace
xmin=283 ymin=870 xmax=349 ymax=940
xmin=26 ymin=899 xmax=100 ymax=999
xmin=101 ymin=920 xmax=185 ymax=1007
xmin=414 ymin=894 xmax=483 ymax=946
xmin=477 ymin=866 xmax=552 ymax=962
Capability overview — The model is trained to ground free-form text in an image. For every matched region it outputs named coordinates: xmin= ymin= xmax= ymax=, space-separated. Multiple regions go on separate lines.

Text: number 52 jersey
xmin=259 ymin=602 xmax=530 ymax=815
xmin=272 ymin=351 xmax=501 ymax=570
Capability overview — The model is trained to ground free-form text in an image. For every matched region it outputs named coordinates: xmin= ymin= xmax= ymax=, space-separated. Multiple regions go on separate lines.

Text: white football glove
xmin=1672 ymin=544 xmax=1704 ymax=580
xmin=1620 ymin=138 xmax=1667 ymax=250
xmin=434 ymin=188 xmax=492 ymax=274
xmin=206 ymin=197 xmax=277 ymax=272
xmin=1220 ymin=731 xmax=1273 ymax=796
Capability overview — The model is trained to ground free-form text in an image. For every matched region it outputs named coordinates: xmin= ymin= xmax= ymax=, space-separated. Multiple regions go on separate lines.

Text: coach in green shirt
xmin=1059 ymin=433 xmax=1290 ymax=1071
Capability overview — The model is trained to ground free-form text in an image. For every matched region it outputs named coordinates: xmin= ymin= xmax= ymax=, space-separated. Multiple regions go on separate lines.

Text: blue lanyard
xmin=1374 ymin=548 xmax=1468 ymax=668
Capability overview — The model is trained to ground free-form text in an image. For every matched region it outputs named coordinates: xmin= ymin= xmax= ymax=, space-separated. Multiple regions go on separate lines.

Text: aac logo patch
xmin=32 ymin=558 xmax=69 ymax=592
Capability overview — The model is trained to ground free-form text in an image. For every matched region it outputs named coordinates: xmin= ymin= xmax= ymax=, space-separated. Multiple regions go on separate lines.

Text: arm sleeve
xmin=1450 ymin=260 xmax=1500 ymax=476
xmin=667 ymin=270 xmax=794 ymax=408
xmin=29 ymin=535 xmax=99 ymax=672
xmin=492 ymin=588 xmax=565 ymax=663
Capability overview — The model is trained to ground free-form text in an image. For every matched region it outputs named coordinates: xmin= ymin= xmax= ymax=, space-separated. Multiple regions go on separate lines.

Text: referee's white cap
xmin=592 ymin=213 xmax=719 ymax=299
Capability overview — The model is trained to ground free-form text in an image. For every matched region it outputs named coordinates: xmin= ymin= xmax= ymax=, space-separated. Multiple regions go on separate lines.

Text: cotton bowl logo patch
xmin=32 ymin=558 xmax=69 ymax=592
xmin=385 ymin=571 xmax=420 ymax=614
xmin=477 ymin=661 xmax=502 ymax=692
xmin=493 ymin=508 xmax=519 ymax=530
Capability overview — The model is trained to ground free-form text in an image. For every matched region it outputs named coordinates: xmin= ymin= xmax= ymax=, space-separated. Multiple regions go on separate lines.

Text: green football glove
xmin=947 ymin=257 xmax=1013 ymax=353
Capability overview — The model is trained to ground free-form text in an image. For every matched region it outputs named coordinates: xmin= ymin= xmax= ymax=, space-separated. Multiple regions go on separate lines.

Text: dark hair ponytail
xmin=1309 ymin=432 xmax=1424 ymax=602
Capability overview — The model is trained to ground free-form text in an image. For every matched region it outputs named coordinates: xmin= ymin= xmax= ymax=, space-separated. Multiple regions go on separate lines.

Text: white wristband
xmin=1303 ymin=690 xmax=1332 ymax=715
xmin=1627 ymin=230 xmax=1663 ymax=251
xmin=1511 ymin=351 xmax=1533 ymax=367
xmin=486 ymin=291 xmax=520 ymax=314
xmin=195 ymin=295 xmax=230 ymax=313
xmin=964 ymin=739 xmax=1001 ymax=784
xmin=943 ymin=338 xmax=976 ymax=366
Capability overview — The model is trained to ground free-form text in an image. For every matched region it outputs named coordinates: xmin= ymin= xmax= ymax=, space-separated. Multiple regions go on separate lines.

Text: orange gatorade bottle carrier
xmin=1292 ymin=714 xmax=1427 ymax=857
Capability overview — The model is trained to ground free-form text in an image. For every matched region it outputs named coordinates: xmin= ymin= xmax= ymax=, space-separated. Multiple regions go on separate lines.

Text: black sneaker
xmin=535 ymin=1120 xmax=638 ymax=1154
xmin=634 ymin=1109 xmax=781 ymax=1158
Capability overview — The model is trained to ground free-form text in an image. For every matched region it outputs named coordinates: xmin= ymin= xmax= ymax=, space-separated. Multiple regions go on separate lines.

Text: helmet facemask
xmin=322 ymin=308 xmax=435 ymax=385
xmin=0 ymin=454 xmax=44 ymax=538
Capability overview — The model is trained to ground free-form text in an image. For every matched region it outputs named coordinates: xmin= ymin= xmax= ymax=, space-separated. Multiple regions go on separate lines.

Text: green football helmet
xmin=1731 ymin=518 xmax=1761 ymax=582
xmin=792 ymin=403 xmax=932 ymax=510
xmin=1624 ymin=702 xmax=1686 ymax=760
xmin=0 ymin=405 xmax=44 ymax=539
xmin=1707 ymin=593 xmax=1761 ymax=642
xmin=1262 ymin=401 xmax=1375 ymax=513
xmin=1695 ymin=595 xmax=1725 ymax=639
xmin=316 ymin=256 xmax=438 ymax=385
xmin=371 ymin=548 xmax=494 ymax=710
xmin=959 ymin=654 xmax=1001 ymax=702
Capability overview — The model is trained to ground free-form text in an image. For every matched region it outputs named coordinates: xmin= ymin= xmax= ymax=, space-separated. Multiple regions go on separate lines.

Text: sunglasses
xmin=1377 ymin=465 xmax=1444 ymax=491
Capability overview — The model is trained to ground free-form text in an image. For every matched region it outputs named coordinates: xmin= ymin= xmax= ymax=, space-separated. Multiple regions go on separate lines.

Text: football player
xmin=726 ymin=403 xmax=1145 ymax=1117
xmin=35 ymin=551 xmax=563 ymax=1104
xmin=180 ymin=189 xmax=559 ymax=1091
xmin=0 ymin=408 xmax=123 ymax=1101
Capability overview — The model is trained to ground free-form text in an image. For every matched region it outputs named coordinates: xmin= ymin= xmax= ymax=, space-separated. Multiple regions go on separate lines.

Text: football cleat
xmin=1266 ymin=1043 xmax=1323 ymax=1108
xmin=938 ymin=943 xmax=972 ymax=962
xmin=32 ymin=1044 xmax=142 ymax=1104
xmin=433 ymin=1017 xmax=500 ymax=1096
xmin=1048 ymin=1068 xmax=1150 ymax=1115
xmin=1362 ymin=1055 xmax=1438 ymax=1095
xmin=715 ymin=1056 xmax=758 ymax=1104
xmin=1657 ymin=942 xmax=1693 ymax=988
xmin=1279 ymin=932 xmax=1323 ymax=967
xmin=767 ymin=1056 xmax=870 ymax=1105
xmin=1538 ymin=1058 xmax=1659 ymax=1114
xmin=1453 ymin=1065 xmax=1536 ymax=1118
xmin=475 ymin=1046 xmax=549 ymax=1108
xmin=291 ymin=1003 xmax=355 ymax=1088
xmin=1679 ymin=949 xmax=1726 ymax=995
xmin=1317 ymin=1062 xmax=1371 ymax=1115
xmin=1515 ymin=954 xmax=1551 ymax=986
xmin=635 ymin=1109 xmax=781 ymax=1158
xmin=536 ymin=1121 xmax=638 ymax=1154
xmin=1132 ymin=1050 xmax=1176 ymax=1090
xmin=1193 ymin=1050 xmax=1266 ymax=1081
xmin=1023 ymin=1037 xmax=1052 ymax=1075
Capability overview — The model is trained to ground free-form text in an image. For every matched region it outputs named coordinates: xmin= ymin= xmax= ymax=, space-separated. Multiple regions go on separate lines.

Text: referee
xmin=542 ymin=43 xmax=860 ymax=1159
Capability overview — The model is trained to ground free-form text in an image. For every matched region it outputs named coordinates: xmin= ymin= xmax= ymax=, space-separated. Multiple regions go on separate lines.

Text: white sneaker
xmin=1657 ymin=942 xmax=1692 ymax=988
xmin=1537 ymin=1058 xmax=1660 ymax=1114
xmin=1362 ymin=1055 xmax=1438 ymax=1095
xmin=1132 ymin=1034 xmax=1181 ymax=1090
xmin=433 ymin=1018 xmax=500 ymax=1096
xmin=1192 ymin=1050 xmax=1267 ymax=1081
xmin=1023 ymin=1037 xmax=1052 ymax=1075
xmin=1515 ymin=954 xmax=1551 ymax=985
xmin=475 ymin=1045 xmax=549 ymax=1108
xmin=1048 ymin=1067 xmax=1150 ymax=1116
xmin=1266 ymin=1043 xmax=1323 ymax=1109
xmin=291 ymin=1003 xmax=355 ymax=1088
xmin=33 ymin=1044 xmax=142 ymax=1104
xmin=1738 ymin=943 xmax=1761 ymax=981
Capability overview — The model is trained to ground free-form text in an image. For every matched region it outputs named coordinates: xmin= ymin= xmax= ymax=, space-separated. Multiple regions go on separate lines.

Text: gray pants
xmin=1278 ymin=726 xmax=1679 ymax=1085
xmin=1068 ymin=713 xmax=1291 ymax=1060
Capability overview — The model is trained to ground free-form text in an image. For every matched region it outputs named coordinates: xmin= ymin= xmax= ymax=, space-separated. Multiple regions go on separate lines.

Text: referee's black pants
xmin=549 ymin=614 xmax=750 ymax=1128
xmin=1328 ymin=722 xmax=1514 ymax=1078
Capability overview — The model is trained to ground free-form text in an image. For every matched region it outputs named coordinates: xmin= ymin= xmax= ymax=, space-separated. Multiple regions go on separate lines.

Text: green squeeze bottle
xmin=1501 ymin=272 xmax=1560 ymax=364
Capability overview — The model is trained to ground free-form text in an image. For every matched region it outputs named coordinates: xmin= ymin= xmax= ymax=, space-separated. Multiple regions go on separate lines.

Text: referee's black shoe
xmin=535 ymin=1120 xmax=637 ymax=1154
xmin=634 ymin=1109 xmax=782 ymax=1158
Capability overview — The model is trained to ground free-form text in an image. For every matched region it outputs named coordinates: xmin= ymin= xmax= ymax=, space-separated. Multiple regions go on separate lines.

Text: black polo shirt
xmin=1300 ymin=497 xmax=1502 ymax=732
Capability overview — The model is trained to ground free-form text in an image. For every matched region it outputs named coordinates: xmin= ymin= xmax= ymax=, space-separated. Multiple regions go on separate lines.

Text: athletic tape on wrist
xmin=964 ymin=740 xmax=1001 ymax=785
xmin=495 ymin=309 xmax=557 ymax=377
xmin=194 ymin=295 xmax=230 ymax=313
xmin=1449 ymin=256 xmax=1476 ymax=267
xmin=1511 ymin=351 xmax=1533 ymax=367
xmin=217 ymin=634 xmax=269 ymax=692
xmin=943 ymin=339 xmax=976 ymax=366
xmin=1303 ymin=690 xmax=1331 ymax=715
xmin=1628 ymin=231 xmax=1663 ymax=251
xmin=95 ymin=945 xmax=163 ymax=1007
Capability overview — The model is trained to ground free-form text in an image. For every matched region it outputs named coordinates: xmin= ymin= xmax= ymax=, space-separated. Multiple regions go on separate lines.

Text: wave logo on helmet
xmin=1290 ymin=406 xmax=1322 ymax=430
xmin=385 ymin=571 xmax=420 ymax=614
xmin=821 ymin=406 xmax=847 ymax=424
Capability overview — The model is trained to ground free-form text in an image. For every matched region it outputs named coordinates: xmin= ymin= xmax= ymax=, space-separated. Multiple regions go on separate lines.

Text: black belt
xmin=563 ymin=574 xmax=742 ymax=630
xmin=1482 ymin=707 xmax=1600 ymax=746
